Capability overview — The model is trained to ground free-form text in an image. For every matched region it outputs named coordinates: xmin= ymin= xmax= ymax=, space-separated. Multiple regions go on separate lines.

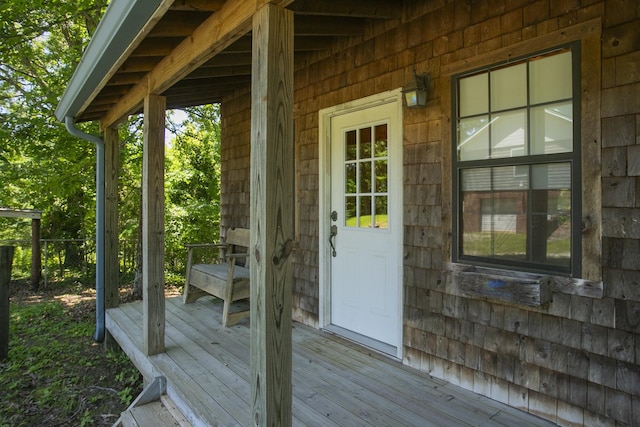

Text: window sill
xmin=451 ymin=264 xmax=552 ymax=306
xmin=448 ymin=263 xmax=604 ymax=305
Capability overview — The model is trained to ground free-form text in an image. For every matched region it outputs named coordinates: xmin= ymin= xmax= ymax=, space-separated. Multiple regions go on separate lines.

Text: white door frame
xmin=318 ymin=89 xmax=403 ymax=359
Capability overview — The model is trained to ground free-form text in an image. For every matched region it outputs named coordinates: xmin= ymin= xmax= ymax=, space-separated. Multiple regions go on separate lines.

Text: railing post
xmin=1 ymin=246 xmax=15 ymax=360
xmin=31 ymin=218 xmax=41 ymax=291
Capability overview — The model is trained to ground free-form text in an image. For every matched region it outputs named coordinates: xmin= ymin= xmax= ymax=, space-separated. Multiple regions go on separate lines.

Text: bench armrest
xmin=184 ymin=243 xmax=226 ymax=249
xmin=225 ymin=252 xmax=248 ymax=259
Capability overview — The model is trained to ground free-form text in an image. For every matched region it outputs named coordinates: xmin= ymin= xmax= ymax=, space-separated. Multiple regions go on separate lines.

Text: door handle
xmin=329 ymin=224 xmax=337 ymax=257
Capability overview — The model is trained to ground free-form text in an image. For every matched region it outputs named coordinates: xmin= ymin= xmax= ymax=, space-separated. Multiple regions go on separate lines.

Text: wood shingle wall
xmin=220 ymin=1 xmax=640 ymax=425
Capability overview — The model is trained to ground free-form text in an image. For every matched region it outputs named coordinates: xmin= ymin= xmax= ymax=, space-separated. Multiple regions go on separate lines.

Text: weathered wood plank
xmin=30 ymin=218 xmax=41 ymax=290
xmin=0 ymin=246 xmax=14 ymax=360
xmin=128 ymin=401 xmax=180 ymax=426
xmin=118 ymin=303 xmax=241 ymax=426
xmin=250 ymin=4 xmax=295 ymax=427
xmin=0 ymin=208 xmax=42 ymax=219
xmin=301 ymin=324 xmax=549 ymax=426
xmin=142 ymin=94 xmax=166 ymax=356
xmin=579 ymin=24 xmax=603 ymax=283
xmin=453 ymin=266 xmax=551 ymax=307
xmin=167 ymin=299 xmax=343 ymax=427
xmin=108 ymin=297 xmax=558 ymax=427
xmin=104 ymin=127 xmax=120 ymax=311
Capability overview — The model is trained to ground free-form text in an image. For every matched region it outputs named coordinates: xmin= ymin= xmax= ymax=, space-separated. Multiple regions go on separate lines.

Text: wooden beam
xmin=100 ymin=0 xmax=295 ymax=129
xmin=130 ymin=38 xmax=184 ymax=57
xmin=108 ymin=73 xmax=147 ymax=86
xmin=0 ymin=208 xmax=42 ymax=219
xmin=0 ymin=246 xmax=14 ymax=360
xmin=170 ymin=0 xmax=226 ymax=12
xmin=203 ymin=53 xmax=253 ymax=67
xmin=183 ymin=65 xmax=252 ymax=79
xmin=30 ymin=218 xmax=41 ymax=291
xmin=119 ymin=57 xmax=164 ymax=73
xmin=148 ymin=11 xmax=211 ymax=37
xmin=104 ymin=127 xmax=120 ymax=311
xmin=288 ymin=0 xmax=402 ymax=18
xmin=250 ymin=4 xmax=294 ymax=427
xmin=142 ymin=94 xmax=166 ymax=356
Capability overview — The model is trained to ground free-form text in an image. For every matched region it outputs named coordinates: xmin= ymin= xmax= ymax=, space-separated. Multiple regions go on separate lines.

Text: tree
xmin=0 ymin=1 xmax=107 ymax=274
xmin=1 ymin=3 xmax=223 ymax=290
xmin=166 ymin=104 xmax=222 ymax=258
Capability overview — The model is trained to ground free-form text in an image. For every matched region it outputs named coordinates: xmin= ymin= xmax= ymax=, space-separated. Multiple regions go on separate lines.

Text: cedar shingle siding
xmin=220 ymin=1 xmax=640 ymax=425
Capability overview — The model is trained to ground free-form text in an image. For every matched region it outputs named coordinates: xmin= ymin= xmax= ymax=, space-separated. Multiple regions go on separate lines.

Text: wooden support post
xmin=104 ymin=126 xmax=120 ymax=349
xmin=142 ymin=94 xmax=166 ymax=356
xmin=250 ymin=4 xmax=294 ymax=426
xmin=31 ymin=218 xmax=41 ymax=290
xmin=104 ymin=126 xmax=120 ymax=309
xmin=1 ymin=246 xmax=15 ymax=360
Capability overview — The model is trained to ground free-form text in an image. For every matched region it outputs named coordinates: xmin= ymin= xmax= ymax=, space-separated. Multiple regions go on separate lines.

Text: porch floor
xmin=106 ymin=296 xmax=556 ymax=427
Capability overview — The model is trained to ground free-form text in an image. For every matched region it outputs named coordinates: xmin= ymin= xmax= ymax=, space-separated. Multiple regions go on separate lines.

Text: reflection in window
xmin=454 ymin=46 xmax=578 ymax=274
xmin=460 ymin=164 xmax=571 ymax=269
xmin=343 ymin=122 xmax=389 ymax=229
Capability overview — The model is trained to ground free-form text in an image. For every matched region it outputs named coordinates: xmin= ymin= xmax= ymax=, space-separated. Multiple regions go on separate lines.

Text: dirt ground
xmin=0 ymin=278 xmax=179 ymax=426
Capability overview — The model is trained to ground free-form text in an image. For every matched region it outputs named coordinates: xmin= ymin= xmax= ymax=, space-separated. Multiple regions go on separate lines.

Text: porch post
xmin=142 ymin=94 xmax=166 ymax=356
xmin=30 ymin=218 xmax=41 ymax=290
xmin=104 ymin=126 xmax=120 ymax=310
xmin=250 ymin=3 xmax=294 ymax=426
xmin=104 ymin=126 xmax=120 ymax=349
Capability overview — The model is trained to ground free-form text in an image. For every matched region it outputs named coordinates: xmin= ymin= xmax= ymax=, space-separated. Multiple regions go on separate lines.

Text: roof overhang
xmin=54 ymin=0 xmax=169 ymax=122
xmin=55 ymin=0 xmax=404 ymax=127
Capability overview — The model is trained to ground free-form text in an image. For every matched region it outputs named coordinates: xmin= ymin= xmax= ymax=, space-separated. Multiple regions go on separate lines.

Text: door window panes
xmin=343 ymin=122 xmax=389 ymax=229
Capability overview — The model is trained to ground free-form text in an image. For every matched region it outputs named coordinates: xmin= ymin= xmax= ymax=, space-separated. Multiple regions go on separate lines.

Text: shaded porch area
xmin=106 ymin=296 xmax=556 ymax=426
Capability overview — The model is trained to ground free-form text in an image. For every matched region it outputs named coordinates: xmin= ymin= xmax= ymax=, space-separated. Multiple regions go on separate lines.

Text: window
xmin=452 ymin=44 xmax=581 ymax=276
xmin=344 ymin=123 xmax=389 ymax=229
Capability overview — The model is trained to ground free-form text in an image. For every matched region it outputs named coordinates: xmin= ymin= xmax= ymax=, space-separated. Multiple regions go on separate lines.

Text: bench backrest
xmin=224 ymin=228 xmax=250 ymax=267
xmin=225 ymin=227 xmax=249 ymax=248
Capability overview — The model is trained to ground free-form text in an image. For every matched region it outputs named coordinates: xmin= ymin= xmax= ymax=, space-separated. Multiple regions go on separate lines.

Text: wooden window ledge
xmin=450 ymin=264 xmax=551 ymax=307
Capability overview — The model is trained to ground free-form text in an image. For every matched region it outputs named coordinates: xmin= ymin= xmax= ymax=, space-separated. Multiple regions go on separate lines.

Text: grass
xmin=0 ymin=277 xmax=143 ymax=427
xmin=345 ymin=214 xmax=388 ymax=228
xmin=463 ymin=231 xmax=570 ymax=258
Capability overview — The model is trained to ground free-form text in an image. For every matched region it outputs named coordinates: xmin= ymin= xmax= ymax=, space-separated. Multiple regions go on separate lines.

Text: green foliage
xmin=1 ymin=3 xmax=223 ymax=283
xmin=0 ymin=292 xmax=141 ymax=426
xmin=0 ymin=1 xmax=106 ymax=245
xmin=165 ymin=105 xmax=222 ymax=275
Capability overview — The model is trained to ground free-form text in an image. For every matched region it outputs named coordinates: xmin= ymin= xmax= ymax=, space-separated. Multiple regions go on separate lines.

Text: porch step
xmin=118 ymin=400 xmax=180 ymax=427
xmin=113 ymin=376 xmax=192 ymax=427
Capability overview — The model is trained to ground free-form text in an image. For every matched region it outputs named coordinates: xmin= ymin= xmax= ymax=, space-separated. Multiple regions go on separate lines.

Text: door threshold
xmin=323 ymin=324 xmax=398 ymax=359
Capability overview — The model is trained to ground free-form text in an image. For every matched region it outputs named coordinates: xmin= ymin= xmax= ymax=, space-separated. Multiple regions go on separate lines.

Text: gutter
xmin=54 ymin=0 xmax=166 ymax=122
xmin=65 ymin=117 xmax=105 ymax=343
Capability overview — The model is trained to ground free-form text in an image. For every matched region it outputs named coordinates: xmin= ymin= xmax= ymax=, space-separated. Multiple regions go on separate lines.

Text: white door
xmin=326 ymin=98 xmax=402 ymax=356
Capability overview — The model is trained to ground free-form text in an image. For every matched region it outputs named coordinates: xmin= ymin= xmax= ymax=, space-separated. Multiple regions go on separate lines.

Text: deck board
xmin=106 ymin=297 xmax=557 ymax=427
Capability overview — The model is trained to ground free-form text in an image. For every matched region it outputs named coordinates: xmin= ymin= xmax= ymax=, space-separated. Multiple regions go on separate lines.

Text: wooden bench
xmin=183 ymin=227 xmax=250 ymax=327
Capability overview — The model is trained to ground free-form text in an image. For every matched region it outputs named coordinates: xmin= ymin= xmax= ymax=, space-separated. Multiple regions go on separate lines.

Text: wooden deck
xmin=106 ymin=296 xmax=557 ymax=427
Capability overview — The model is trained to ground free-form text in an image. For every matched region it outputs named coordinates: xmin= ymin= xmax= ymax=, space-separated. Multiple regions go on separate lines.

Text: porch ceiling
xmin=63 ymin=0 xmax=403 ymax=125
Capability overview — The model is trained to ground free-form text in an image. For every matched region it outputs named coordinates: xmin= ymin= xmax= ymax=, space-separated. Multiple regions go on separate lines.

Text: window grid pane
xmin=455 ymin=47 xmax=577 ymax=274
xmin=343 ymin=123 xmax=389 ymax=229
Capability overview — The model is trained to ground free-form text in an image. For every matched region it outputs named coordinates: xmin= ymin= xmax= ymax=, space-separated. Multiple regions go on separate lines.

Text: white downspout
xmin=65 ymin=117 xmax=105 ymax=342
